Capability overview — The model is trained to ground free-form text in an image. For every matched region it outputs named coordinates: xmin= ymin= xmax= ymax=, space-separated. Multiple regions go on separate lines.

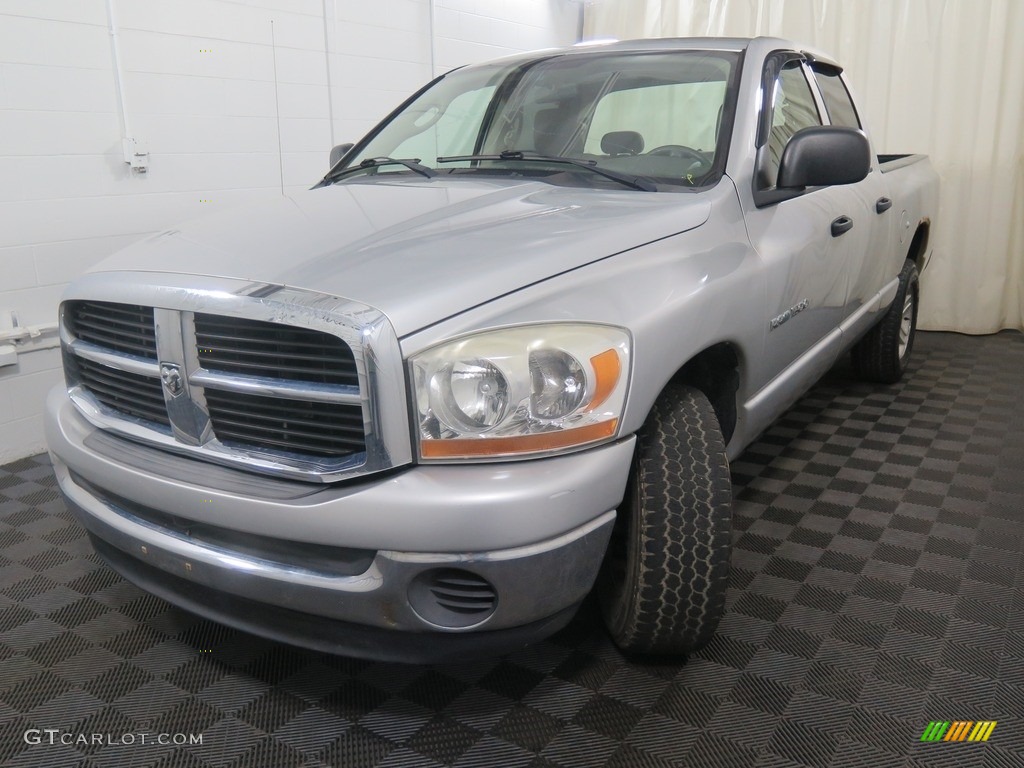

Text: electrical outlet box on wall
xmin=122 ymin=137 xmax=149 ymax=173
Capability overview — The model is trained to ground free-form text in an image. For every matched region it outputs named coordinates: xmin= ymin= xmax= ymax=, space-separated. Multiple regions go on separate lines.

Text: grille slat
xmin=200 ymin=403 xmax=362 ymax=433
xmin=66 ymin=301 xmax=157 ymax=359
xmin=195 ymin=314 xmax=358 ymax=386
xmin=72 ymin=357 xmax=169 ymax=427
xmin=194 ymin=357 xmax=356 ymax=379
xmin=197 ymin=331 xmax=339 ymax=351
xmin=75 ymin=311 xmax=153 ymax=333
xmin=207 ymin=417 xmax=364 ymax=442
xmin=78 ymin=373 xmax=166 ymax=407
xmin=199 ymin=345 xmax=353 ymax=366
xmin=204 ymin=389 xmax=365 ymax=458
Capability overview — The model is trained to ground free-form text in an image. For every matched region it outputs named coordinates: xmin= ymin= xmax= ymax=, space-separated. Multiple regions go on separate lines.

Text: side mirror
xmin=777 ymin=126 xmax=870 ymax=188
xmin=329 ymin=142 xmax=354 ymax=168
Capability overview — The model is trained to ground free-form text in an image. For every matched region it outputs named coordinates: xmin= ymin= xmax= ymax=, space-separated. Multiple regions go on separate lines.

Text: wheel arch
xmin=664 ymin=341 xmax=742 ymax=444
xmin=907 ymin=218 xmax=930 ymax=272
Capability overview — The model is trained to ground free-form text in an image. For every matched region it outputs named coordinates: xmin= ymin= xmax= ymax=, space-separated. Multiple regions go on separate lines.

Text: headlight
xmin=411 ymin=324 xmax=630 ymax=460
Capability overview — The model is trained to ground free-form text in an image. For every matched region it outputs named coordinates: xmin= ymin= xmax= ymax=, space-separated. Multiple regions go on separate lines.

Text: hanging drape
xmin=584 ymin=0 xmax=1024 ymax=333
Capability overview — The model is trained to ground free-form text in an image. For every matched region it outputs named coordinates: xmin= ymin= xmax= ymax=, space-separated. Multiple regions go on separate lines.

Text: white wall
xmin=0 ymin=0 xmax=579 ymax=463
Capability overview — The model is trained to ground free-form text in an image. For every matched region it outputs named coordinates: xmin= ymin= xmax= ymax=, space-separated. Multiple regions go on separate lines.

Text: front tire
xmin=599 ymin=384 xmax=732 ymax=656
xmin=851 ymin=259 xmax=919 ymax=383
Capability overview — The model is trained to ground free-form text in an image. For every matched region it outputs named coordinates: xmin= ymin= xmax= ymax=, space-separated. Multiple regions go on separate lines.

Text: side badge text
xmin=770 ymin=299 xmax=809 ymax=331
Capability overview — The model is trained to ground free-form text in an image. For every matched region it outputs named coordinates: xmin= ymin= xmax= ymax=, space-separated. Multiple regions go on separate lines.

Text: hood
xmin=93 ymin=177 xmax=713 ymax=336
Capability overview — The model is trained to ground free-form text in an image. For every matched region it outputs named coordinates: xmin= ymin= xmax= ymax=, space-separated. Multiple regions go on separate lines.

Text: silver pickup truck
xmin=45 ymin=37 xmax=938 ymax=662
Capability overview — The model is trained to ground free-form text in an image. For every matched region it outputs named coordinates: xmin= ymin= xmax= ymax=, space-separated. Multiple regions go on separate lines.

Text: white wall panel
xmin=0 ymin=415 xmax=47 ymax=465
xmin=335 ymin=23 xmax=430 ymax=63
xmin=0 ymin=0 xmax=107 ymax=25
xmin=0 ymin=0 xmax=578 ymax=461
xmin=432 ymin=0 xmax=578 ymax=74
xmin=16 ymin=156 xmax=128 ymax=201
xmin=8 ymin=368 xmax=64 ymax=417
xmin=0 ymin=247 xmax=37 ymax=292
xmin=235 ymin=0 xmax=324 ymax=17
xmin=0 ymin=15 xmax=111 ymax=69
xmin=272 ymin=47 xmax=329 ymax=85
xmin=279 ymin=118 xmax=332 ymax=153
xmin=0 ymin=112 xmax=120 ymax=157
xmin=3 ymin=65 xmax=118 ymax=114
xmin=337 ymin=0 xmax=428 ymax=32
xmin=115 ymin=1 xmax=271 ymax=44
xmin=134 ymin=114 xmax=279 ymax=154
xmin=117 ymin=32 xmax=270 ymax=81
xmin=276 ymin=82 xmax=331 ymax=119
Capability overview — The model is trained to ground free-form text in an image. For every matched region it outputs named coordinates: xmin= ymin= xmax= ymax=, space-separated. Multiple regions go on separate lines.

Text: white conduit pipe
xmin=106 ymin=0 xmax=131 ymax=142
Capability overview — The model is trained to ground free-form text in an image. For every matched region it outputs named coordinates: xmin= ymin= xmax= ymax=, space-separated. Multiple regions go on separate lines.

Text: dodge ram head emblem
xmin=160 ymin=363 xmax=184 ymax=397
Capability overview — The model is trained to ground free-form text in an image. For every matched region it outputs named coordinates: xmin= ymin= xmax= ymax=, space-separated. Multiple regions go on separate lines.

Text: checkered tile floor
xmin=2 ymin=330 xmax=1022 ymax=768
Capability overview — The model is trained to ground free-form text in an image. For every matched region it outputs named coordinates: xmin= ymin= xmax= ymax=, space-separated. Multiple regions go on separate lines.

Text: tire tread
xmin=603 ymin=385 xmax=732 ymax=656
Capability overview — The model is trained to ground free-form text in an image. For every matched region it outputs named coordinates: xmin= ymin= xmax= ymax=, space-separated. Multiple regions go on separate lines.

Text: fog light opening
xmin=408 ymin=568 xmax=498 ymax=629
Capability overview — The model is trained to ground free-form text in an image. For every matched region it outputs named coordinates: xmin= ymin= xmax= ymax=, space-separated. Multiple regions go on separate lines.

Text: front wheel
xmin=599 ymin=384 xmax=732 ymax=656
xmin=851 ymin=259 xmax=919 ymax=383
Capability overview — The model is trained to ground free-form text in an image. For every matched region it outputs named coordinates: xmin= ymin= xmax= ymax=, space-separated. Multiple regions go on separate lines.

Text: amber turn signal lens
xmin=586 ymin=348 xmax=621 ymax=411
xmin=420 ymin=419 xmax=618 ymax=459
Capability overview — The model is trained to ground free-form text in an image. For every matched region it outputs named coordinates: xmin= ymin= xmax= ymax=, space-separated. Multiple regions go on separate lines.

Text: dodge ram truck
xmin=45 ymin=37 xmax=939 ymax=662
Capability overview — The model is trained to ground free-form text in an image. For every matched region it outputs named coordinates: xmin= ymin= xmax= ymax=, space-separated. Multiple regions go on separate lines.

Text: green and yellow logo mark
xmin=920 ymin=721 xmax=997 ymax=742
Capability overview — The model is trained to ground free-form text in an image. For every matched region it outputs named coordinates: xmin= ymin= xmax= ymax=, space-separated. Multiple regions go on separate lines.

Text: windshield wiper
xmin=323 ymin=156 xmax=436 ymax=184
xmin=436 ymin=150 xmax=657 ymax=192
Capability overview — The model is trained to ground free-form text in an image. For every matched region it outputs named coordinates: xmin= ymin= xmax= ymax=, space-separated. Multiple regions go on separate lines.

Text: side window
xmin=761 ymin=62 xmax=821 ymax=188
xmin=811 ymin=65 xmax=861 ymax=128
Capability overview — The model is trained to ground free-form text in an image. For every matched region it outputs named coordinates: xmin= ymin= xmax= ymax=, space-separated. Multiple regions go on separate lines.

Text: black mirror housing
xmin=329 ymin=143 xmax=354 ymax=168
xmin=777 ymin=126 xmax=870 ymax=188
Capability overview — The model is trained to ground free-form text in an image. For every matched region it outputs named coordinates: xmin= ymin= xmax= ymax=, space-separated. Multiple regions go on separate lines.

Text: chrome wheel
xmin=898 ymin=291 xmax=914 ymax=360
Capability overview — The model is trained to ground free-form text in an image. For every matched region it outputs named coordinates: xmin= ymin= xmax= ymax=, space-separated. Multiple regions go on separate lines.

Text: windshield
xmin=337 ymin=49 xmax=740 ymax=190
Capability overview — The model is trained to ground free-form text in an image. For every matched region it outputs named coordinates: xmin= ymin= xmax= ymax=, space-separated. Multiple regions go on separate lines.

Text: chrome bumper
xmin=46 ymin=387 xmax=633 ymax=654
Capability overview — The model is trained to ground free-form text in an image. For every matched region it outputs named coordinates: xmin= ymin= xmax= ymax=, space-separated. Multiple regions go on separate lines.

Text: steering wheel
xmin=647 ymin=145 xmax=706 ymax=166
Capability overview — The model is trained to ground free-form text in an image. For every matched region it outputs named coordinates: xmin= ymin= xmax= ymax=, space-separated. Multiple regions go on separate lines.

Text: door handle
xmin=831 ymin=215 xmax=853 ymax=237
xmin=875 ymin=197 xmax=893 ymax=213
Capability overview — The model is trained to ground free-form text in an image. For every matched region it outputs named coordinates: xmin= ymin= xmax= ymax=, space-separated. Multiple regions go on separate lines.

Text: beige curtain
xmin=585 ymin=0 xmax=1024 ymax=333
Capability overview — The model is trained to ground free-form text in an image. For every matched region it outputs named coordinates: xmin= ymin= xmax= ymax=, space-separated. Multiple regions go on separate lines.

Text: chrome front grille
xmin=60 ymin=278 xmax=410 ymax=483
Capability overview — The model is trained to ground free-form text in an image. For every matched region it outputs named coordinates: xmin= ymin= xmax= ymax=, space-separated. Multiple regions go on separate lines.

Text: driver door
xmin=743 ymin=56 xmax=853 ymax=391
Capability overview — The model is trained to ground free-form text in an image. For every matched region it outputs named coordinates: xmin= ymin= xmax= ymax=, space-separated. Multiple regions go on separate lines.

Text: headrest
xmin=601 ymin=130 xmax=644 ymax=155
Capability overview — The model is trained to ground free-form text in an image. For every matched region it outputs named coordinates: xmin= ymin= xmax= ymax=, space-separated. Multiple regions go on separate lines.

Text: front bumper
xmin=46 ymin=387 xmax=634 ymax=661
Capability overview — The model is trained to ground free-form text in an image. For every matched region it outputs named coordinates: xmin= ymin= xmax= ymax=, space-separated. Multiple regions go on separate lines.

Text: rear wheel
xmin=599 ymin=384 xmax=732 ymax=656
xmin=852 ymin=259 xmax=919 ymax=383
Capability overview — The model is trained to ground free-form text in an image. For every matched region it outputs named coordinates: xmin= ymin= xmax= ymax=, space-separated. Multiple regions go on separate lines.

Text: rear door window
xmin=811 ymin=65 xmax=861 ymax=128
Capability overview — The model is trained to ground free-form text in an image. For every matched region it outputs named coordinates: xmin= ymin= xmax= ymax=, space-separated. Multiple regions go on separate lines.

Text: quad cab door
xmin=742 ymin=54 xmax=877 ymax=393
xmin=809 ymin=62 xmax=892 ymax=330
